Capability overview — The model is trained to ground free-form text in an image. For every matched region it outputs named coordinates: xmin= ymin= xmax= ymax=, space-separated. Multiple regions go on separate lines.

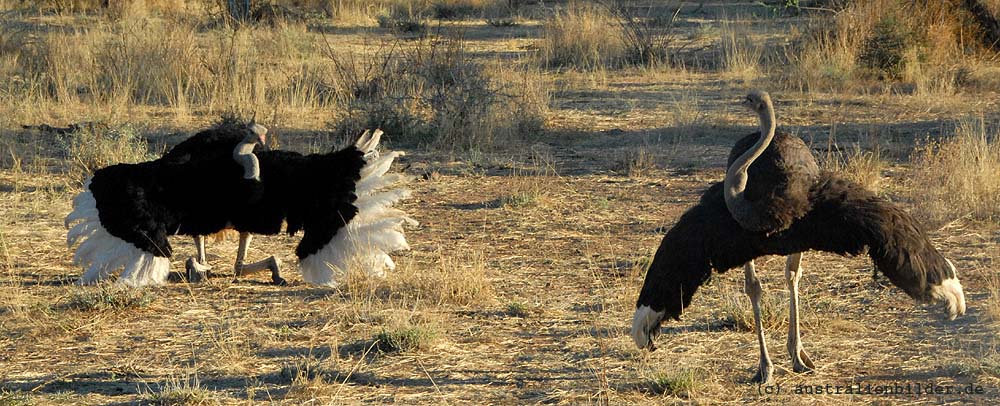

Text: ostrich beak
xmin=249 ymin=123 xmax=268 ymax=146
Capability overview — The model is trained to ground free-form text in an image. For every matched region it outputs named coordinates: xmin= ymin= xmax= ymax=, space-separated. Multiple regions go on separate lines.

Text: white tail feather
xmin=354 ymin=189 xmax=412 ymax=214
xmin=355 ymin=173 xmax=408 ymax=197
xmin=66 ymin=183 xmax=170 ymax=286
xmin=360 ymin=151 xmax=403 ymax=180
xmin=299 ymin=130 xmax=415 ymax=287
xmin=354 ymin=129 xmax=384 ymax=155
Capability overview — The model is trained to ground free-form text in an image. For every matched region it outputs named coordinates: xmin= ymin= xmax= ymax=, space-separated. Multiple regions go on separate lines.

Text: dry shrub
xmin=540 ymin=1 xmax=680 ymax=70
xmin=820 ymin=142 xmax=886 ymax=192
xmin=985 ymin=271 xmax=1000 ymax=324
xmin=716 ymin=285 xmax=787 ymax=333
xmin=94 ymin=18 xmax=203 ymax=107
xmin=432 ymin=0 xmax=506 ymax=20
xmin=540 ymin=2 xmax=626 ymax=70
xmin=911 ymin=117 xmax=1000 ymax=226
xmin=330 ymin=38 xmax=547 ymax=150
xmin=787 ymin=0 xmax=989 ymax=92
xmin=61 ymin=123 xmax=153 ymax=182
xmin=719 ymin=18 xmax=761 ymax=82
xmin=607 ymin=0 xmax=680 ymax=66
xmin=393 ymin=250 xmax=495 ymax=306
xmin=2 ymin=16 xmax=332 ymax=119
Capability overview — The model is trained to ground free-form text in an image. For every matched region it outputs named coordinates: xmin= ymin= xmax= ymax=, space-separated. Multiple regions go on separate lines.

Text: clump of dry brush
xmin=328 ymin=38 xmax=548 ymax=151
xmin=539 ymin=0 xmax=682 ymax=70
xmin=910 ymin=117 xmax=1000 ymax=227
xmin=788 ymin=0 xmax=1000 ymax=93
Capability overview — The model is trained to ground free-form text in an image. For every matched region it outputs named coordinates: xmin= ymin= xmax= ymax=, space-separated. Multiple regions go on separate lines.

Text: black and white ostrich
xmin=631 ymin=91 xmax=966 ymax=384
xmin=65 ymin=121 xmax=414 ymax=287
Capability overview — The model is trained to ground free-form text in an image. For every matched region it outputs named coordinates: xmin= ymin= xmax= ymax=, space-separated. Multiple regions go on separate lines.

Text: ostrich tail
xmin=788 ymin=174 xmax=967 ymax=320
xmin=354 ymin=129 xmax=383 ymax=155
xmin=299 ymin=132 xmax=415 ymax=287
xmin=65 ymin=180 xmax=170 ymax=287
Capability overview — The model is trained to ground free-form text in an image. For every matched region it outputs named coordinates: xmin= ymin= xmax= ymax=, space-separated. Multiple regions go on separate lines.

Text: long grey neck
xmin=724 ymin=103 xmax=776 ymax=219
xmin=233 ymin=141 xmax=260 ymax=181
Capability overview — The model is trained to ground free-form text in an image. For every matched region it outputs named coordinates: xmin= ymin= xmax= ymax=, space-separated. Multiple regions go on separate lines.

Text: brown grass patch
xmin=911 ymin=117 xmax=1000 ymax=226
xmin=786 ymin=0 xmax=992 ymax=93
xmin=819 ymin=136 xmax=887 ymax=192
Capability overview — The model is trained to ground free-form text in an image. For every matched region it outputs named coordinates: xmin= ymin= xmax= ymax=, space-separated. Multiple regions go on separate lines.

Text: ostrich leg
xmin=785 ymin=253 xmax=815 ymax=373
xmin=184 ymin=235 xmax=212 ymax=283
xmin=744 ymin=260 xmax=773 ymax=384
xmin=233 ymin=232 xmax=285 ymax=285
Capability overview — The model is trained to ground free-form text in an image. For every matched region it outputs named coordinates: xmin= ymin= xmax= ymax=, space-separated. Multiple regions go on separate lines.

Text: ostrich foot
xmin=792 ymin=349 xmax=815 ymax=373
xmin=269 ymin=257 xmax=285 ymax=286
xmin=235 ymin=256 xmax=285 ymax=286
xmin=184 ymin=257 xmax=212 ymax=283
xmin=752 ymin=361 xmax=774 ymax=384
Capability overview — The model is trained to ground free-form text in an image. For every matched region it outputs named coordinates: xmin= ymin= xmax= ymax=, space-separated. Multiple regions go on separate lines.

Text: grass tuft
xmin=643 ymin=368 xmax=704 ymax=397
xmin=0 ymin=389 xmax=30 ymax=406
xmin=911 ymin=117 xmax=1000 ymax=226
xmin=61 ymin=123 xmax=152 ymax=183
xmin=373 ymin=325 xmax=438 ymax=353
xmin=719 ymin=18 xmax=761 ymax=82
xmin=393 ymin=250 xmax=495 ymax=306
xmin=620 ymin=146 xmax=657 ymax=177
xmin=63 ymin=284 xmax=156 ymax=311
xmin=820 ymin=140 xmax=886 ymax=193
xmin=717 ymin=286 xmax=787 ymax=333
xmin=144 ymin=375 xmax=218 ymax=406
xmin=540 ymin=3 xmax=624 ymax=70
xmin=504 ymin=301 xmax=530 ymax=317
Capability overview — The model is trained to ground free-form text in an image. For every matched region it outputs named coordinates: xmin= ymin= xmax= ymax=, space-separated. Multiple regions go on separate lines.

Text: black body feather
xmin=726 ymin=130 xmax=819 ymax=234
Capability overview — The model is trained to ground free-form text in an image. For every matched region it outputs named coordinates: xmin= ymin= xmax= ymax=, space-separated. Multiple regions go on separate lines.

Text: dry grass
xmin=2 ymin=2 xmax=1000 ymax=405
xmin=62 ymin=123 xmax=153 ymax=184
xmin=641 ymin=367 xmax=705 ymax=398
xmin=819 ymin=134 xmax=887 ymax=192
xmin=719 ymin=18 xmax=761 ymax=83
xmin=329 ymin=38 xmax=548 ymax=150
xmin=911 ymin=117 xmax=1000 ymax=225
xmin=985 ymin=271 xmax=1000 ymax=325
xmin=143 ymin=375 xmax=220 ymax=406
xmin=619 ymin=146 xmax=656 ymax=177
xmin=786 ymin=0 xmax=992 ymax=93
xmin=394 ymin=249 xmax=495 ymax=306
xmin=540 ymin=2 xmax=626 ymax=70
xmin=716 ymin=285 xmax=788 ymax=333
xmin=62 ymin=283 xmax=156 ymax=311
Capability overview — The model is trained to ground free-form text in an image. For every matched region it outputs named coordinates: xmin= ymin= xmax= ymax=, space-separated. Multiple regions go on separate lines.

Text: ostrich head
xmin=247 ymin=118 xmax=267 ymax=146
xmin=740 ymin=90 xmax=772 ymax=114
xmin=234 ymin=119 xmax=267 ymax=181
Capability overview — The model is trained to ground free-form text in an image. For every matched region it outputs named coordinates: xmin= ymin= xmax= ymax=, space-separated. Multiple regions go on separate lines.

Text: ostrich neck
xmin=724 ymin=105 xmax=776 ymax=220
xmin=233 ymin=141 xmax=260 ymax=181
